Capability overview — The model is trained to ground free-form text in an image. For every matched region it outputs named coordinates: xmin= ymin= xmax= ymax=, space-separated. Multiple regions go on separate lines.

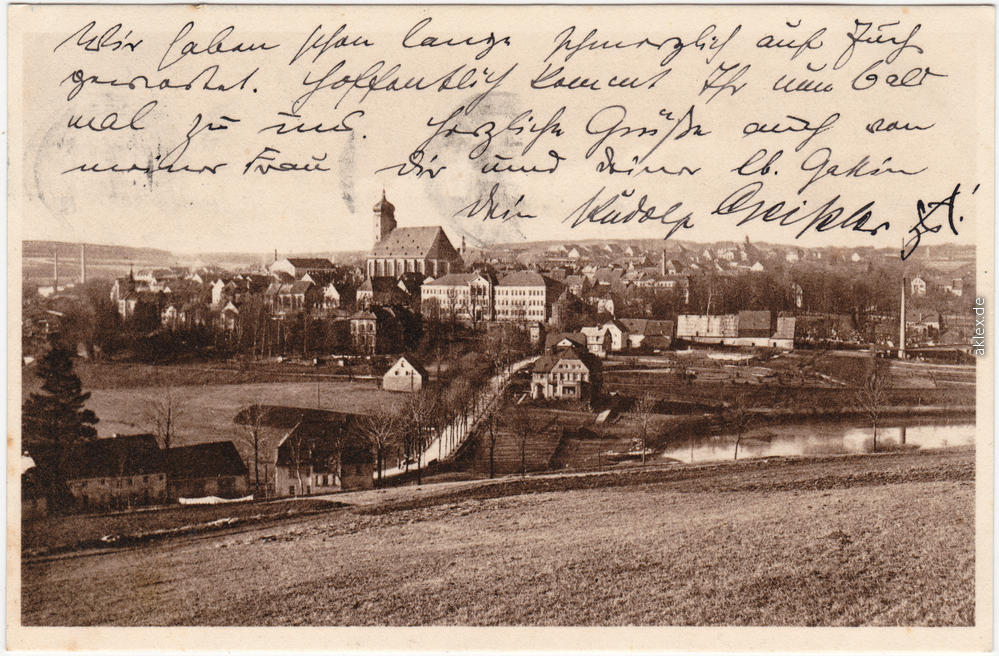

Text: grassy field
xmin=77 ymin=380 xmax=400 ymax=468
xmin=21 ymin=447 xmax=974 ymax=626
xmin=22 ymin=498 xmax=344 ymax=557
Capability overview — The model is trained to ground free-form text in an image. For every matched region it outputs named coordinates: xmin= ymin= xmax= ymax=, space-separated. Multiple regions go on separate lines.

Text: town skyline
xmin=20 ymin=180 xmax=986 ymax=257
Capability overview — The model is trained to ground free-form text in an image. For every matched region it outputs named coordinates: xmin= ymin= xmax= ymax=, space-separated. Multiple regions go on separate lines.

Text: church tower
xmin=373 ymin=190 xmax=396 ymax=245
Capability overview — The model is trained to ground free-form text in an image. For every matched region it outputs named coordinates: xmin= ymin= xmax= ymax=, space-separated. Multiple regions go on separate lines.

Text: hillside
xmin=22 ymin=447 xmax=974 ymax=626
xmin=22 ymin=240 xmax=174 ymax=262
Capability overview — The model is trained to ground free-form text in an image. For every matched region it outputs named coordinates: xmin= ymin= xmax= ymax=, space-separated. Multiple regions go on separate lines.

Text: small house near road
xmin=531 ymin=346 xmax=600 ymax=402
xmin=383 ymin=354 xmax=429 ymax=392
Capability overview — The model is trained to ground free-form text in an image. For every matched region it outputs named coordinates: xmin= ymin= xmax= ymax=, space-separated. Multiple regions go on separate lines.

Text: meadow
xmin=22 ymin=447 xmax=974 ymax=626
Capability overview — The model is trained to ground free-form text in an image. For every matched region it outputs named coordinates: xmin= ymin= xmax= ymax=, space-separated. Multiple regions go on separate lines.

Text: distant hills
xmin=20 ymin=238 xmax=975 ymax=284
xmin=22 ymin=240 xmax=175 ymax=263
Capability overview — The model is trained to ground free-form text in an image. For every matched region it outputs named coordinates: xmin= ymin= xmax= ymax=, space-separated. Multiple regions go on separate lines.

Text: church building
xmin=365 ymin=192 xmax=463 ymax=279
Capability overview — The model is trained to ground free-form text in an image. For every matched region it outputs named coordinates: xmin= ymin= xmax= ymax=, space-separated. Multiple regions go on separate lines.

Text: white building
xmin=495 ymin=272 xmax=550 ymax=322
xmin=383 ymin=355 xmax=429 ymax=392
xmin=420 ymin=272 xmax=494 ymax=322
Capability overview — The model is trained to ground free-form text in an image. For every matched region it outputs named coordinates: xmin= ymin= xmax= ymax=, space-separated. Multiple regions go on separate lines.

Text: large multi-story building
xmin=420 ymin=272 xmax=494 ymax=322
xmin=494 ymin=271 xmax=560 ymax=323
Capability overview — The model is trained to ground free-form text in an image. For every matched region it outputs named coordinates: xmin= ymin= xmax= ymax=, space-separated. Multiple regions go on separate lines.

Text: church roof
xmin=371 ymin=226 xmax=459 ymax=261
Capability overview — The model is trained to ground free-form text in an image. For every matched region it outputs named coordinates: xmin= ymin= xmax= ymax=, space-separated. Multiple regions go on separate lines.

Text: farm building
xmin=383 ymin=354 xmax=428 ymax=392
xmin=166 ymin=441 xmax=249 ymax=500
xmin=235 ymin=406 xmax=373 ymax=497
xmin=340 ymin=438 xmax=375 ymax=491
xmin=63 ymin=434 xmax=168 ymax=510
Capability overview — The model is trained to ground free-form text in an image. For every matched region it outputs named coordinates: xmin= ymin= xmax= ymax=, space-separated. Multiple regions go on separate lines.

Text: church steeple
xmin=373 ymin=189 xmax=397 ymax=245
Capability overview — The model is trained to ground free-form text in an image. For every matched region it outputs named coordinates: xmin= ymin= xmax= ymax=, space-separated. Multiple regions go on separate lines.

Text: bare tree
xmin=483 ymin=409 xmax=499 ymax=479
xmin=509 ymin=400 xmax=534 ymax=477
xmin=856 ymin=357 xmax=892 ymax=452
xmin=284 ymin=417 xmax=312 ymax=495
xmin=632 ymin=392 xmax=660 ymax=465
xmin=360 ymin=405 xmax=400 ymax=482
xmin=724 ymin=392 xmax=756 ymax=461
xmin=238 ymin=402 xmax=270 ymax=496
xmin=145 ymin=386 xmax=185 ymax=452
xmin=404 ymin=390 xmax=436 ymax=485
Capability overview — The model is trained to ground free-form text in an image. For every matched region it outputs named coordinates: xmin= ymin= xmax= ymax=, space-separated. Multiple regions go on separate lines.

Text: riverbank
xmin=21 ymin=446 xmax=974 ymax=626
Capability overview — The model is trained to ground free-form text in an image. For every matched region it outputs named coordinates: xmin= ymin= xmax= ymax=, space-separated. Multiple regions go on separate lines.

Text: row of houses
xmin=50 ymin=436 xmax=250 ymax=510
xmin=30 ymin=404 xmax=382 ymax=512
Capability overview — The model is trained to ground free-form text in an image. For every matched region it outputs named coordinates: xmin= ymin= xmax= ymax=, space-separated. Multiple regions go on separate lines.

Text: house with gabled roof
xmin=619 ymin=318 xmax=674 ymax=350
xmin=356 ymin=277 xmax=409 ymax=308
xmin=166 ymin=441 xmax=249 ymax=500
xmin=63 ymin=434 xmax=168 ymax=510
xmin=579 ymin=326 xmax=609 ymax=357
xmin=383 ymin=354 xmax=429 ymax=392
xmin=235 ymin=405 xmax=373 ymax=496
xmin=531 ymin=346 xmax=600 ymax=402
xmin=545 ymin=331 xmax=587 ymax=352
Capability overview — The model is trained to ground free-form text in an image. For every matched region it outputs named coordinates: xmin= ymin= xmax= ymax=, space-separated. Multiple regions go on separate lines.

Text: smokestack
xmin=274 ymin=248 xmax=278 ymax=263
xmin=80 ymin=243 xmax=86 ymax=284
xmin=53 ymin=248 xmax=59 ymax=291
xmin=898 ymin=276 xmax=906 ymax=360
xmin=661 ymin=249 xmax=666 ymax=277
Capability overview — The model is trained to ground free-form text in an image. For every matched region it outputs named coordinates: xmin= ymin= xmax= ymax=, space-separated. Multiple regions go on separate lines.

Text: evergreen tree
xmin=22 ymin=343 xmax=99 ymax=510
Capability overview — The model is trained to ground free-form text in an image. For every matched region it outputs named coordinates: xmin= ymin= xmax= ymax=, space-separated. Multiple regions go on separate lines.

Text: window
xmin=289 ymin=486 xmax=296 ymax=495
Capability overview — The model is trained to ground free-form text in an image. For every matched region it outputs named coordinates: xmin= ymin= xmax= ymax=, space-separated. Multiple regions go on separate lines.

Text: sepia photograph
xmin=6 ymin=3 xmax=994 ymax=652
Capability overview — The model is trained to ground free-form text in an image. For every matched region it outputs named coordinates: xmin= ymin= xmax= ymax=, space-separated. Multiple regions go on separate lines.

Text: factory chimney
xmin=80 ymin=243 xmax=87 ymax=284
xmin=898 ymin=276 xmax=906 ymax=360
xmin=53 ymin=248 xmax=59 ymax=291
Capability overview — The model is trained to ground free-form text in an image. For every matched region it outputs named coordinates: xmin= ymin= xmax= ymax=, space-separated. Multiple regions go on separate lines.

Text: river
xmin=662 ymin=419 xmax=976 ymax=464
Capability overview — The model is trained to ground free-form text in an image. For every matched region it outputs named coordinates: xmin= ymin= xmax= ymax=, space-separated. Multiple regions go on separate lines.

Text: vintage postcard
xmin=6 ymin=3 xmax=995 ymax=652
